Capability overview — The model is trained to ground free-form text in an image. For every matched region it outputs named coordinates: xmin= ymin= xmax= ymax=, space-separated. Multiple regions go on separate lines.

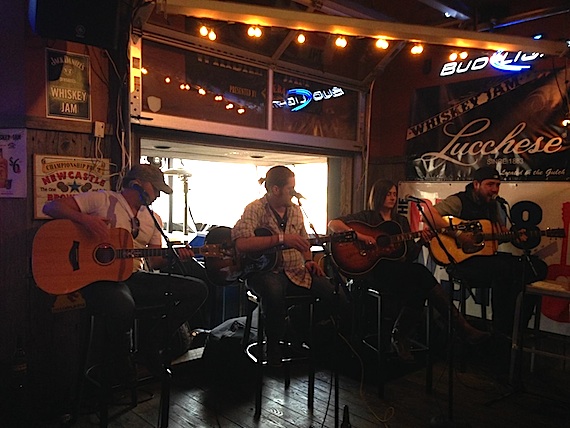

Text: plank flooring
xmin=64 ymin=333 xmax=570 ymax=428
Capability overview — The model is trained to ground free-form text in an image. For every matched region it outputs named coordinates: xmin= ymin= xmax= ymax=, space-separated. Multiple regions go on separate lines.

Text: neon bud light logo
xmin=439 ymin=51 xmax=543 ymax=77
xmin=272 ymin=86 xmax=345 ymax=111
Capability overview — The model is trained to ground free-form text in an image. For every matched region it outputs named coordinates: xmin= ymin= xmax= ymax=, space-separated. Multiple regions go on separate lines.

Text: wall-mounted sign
xmin=0 ymin=129 xmax=26 ymax=199
xmin=46 ymin=49 xmax=91 ymax=121
xmin=34 ymin=154 xmax=110 ymax=219
xmin=440 ymin=51 xmax=544 ymax=77
xmin=407 ymin=69 xmax=569 ymax=181
xmin=272 ymin=86 xmax=345 ymax=111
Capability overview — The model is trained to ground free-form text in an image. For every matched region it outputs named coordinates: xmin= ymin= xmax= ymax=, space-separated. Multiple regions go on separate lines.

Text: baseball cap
xmin=124 ymin=164 xmax=173 ymax=194
xmin=473 ymin=166 xmax=501 ymax=182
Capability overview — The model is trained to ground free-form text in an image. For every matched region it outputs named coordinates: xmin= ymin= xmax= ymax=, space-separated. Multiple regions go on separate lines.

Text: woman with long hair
xmin=329 ymin=179 xmax=488 ymax=360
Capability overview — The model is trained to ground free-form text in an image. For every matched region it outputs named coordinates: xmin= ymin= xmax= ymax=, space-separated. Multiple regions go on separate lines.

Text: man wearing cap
xmin=422 ymin=166 xmax=545 ymax=339
xmin=43 ymin=163 xmax=208 ymax=385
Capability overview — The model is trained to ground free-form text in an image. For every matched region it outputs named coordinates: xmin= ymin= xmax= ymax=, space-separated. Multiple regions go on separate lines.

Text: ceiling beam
xmin=161 ymin=0 xmax=568 ymax=56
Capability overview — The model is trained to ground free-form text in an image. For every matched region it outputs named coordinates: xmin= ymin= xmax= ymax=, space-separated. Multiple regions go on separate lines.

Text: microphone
xmin=131 ymin=183 xmax=150 ymax=205
xmin=404 ymin=194 xmax=424 ymax=203
xmin=291 ymin=190 xmax=305 ymax=200
xmin=493 ymin=195 xmax=508 ymax=205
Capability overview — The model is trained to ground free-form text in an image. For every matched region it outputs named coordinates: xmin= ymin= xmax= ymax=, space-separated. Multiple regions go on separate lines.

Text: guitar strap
xmin=269 ymin=205 xmax=288 ymax=231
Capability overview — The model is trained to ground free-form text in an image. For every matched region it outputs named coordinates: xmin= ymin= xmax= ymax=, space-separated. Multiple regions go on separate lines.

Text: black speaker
xmin=28 ymin=0 xmax=128 ymax=50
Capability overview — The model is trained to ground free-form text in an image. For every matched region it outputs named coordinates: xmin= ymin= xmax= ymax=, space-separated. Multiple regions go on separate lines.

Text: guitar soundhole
xmin=94 ymin=245 xmax=116 ymax=266
xmin=376 ymin=235 xmax=391 ymax=247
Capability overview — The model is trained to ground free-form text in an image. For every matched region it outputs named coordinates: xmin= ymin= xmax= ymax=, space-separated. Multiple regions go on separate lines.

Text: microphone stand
xmin=297 ymin=197 xmax=343 ymax=428
xmin=486 ymin=200 xmax=540 ymax=406
xmin=141 ymin=198 xmax=186 ymax=428
xmin=414 ymin=201 xmax=466 ymax=427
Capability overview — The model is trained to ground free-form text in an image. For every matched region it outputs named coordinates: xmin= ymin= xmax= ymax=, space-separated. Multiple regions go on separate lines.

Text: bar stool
xmin=509 ymin=280 xmax=570 ymax=386
xmin=242 ymin=286 xmax=317 ymax=417
xmin=359 ymin=284 xmax=433 ymax=397
xmin=73 ymin=303 xmax=166 ymax=427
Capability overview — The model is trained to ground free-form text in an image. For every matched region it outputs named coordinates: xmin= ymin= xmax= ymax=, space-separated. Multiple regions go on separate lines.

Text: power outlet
xmin=93 ymin=121 xmax=105 ymax=138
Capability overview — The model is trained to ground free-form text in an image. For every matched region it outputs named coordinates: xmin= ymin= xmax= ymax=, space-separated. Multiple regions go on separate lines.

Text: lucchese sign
xmin=406 ymin=68 xmax=569 ymax=181
xmin=440 ymin=51 xmax=543 ymax=77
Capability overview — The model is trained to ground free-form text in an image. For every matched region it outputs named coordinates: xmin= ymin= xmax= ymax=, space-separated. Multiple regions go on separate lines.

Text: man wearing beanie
xmin=422 ymin=166 xmax=546 ymax=343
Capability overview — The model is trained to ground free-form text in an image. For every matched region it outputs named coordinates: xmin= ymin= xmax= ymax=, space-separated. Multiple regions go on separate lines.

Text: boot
xmin=428 ymin=285 xmax=490 ymax=345
xmin=391 ymin=306 xmax=421 ymax=362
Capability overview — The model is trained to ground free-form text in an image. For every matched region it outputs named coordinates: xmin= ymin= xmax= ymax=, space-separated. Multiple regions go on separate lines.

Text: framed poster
xmin=0 ymin=129 xmax=26 ymax=198
xmin=34 ymin=154 xmax=110 ymax=219
xmin=46 ymin=49 xmax=91 ymax=121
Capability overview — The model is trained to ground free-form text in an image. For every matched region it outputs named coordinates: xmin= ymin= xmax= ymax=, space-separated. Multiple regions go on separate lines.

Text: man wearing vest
xmin=423 ymin=166 xmax=546 ymax=339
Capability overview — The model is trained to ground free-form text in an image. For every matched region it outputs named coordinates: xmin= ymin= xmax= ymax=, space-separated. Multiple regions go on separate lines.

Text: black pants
xmin=246 ymin=271 xmax=351 ymax=344
xmin=81 ymin=270 xmax=209 ymax=357
xmin=368 ymin=260 xmax=439 ymax=312
xmin=449 ymin=253 xmax=547 ymax=335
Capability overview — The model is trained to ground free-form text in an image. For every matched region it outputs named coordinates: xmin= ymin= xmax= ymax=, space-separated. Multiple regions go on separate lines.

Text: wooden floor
xmin=57 ymin=332 xmax=570 ymax=428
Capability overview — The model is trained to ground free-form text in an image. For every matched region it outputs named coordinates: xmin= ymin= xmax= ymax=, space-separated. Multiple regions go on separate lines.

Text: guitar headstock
xmin=201 ymin=244 xmax=235 ymax=258
xmin=545 ymin=228 xmax=566 ymax=238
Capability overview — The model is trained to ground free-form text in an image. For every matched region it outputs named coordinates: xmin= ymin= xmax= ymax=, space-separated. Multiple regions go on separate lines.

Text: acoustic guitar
xmin=31 ymin=219 xmax=234 ymax=295
xmin=204 ymin=226 xmax=353 ymax=284
xmin=329 ymin=220 xmax=452 ymax=275
xmin=428 ymin=216 xmax=565 ymax=266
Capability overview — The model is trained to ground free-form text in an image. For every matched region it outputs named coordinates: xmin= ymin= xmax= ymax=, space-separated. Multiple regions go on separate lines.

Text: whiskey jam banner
xmin=399 ymin=181 xmax=570 ymax=333
xmin=0 ymin=129 xmax=26 ymax=198
xmin=406 ymin=69 xmax=570 ymax=181
xmin=46 ymin=49 xmax=91 ymax=121
xmin=34 ymin=154 xmax=110 ymax=219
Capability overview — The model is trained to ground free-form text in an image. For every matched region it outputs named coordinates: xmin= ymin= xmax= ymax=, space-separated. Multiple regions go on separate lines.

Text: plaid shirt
xmin=232 ymin=195 xmax=312 ymax=289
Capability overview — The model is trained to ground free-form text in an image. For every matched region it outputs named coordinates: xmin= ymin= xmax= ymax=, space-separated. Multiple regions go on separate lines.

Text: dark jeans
xmin=368 ymin=260 xmax=439 ymax=312
xmin=449 ymin=253 xmax=547 ymax=335
xmin=246 ymin=271 xmax=350 ymax=344
xmin=81 ymin=270 xmax=209 ymax=357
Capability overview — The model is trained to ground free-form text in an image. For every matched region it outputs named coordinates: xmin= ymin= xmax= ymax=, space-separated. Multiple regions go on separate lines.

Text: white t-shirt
xmin=74 ymin=190 xmax=163 ymax=271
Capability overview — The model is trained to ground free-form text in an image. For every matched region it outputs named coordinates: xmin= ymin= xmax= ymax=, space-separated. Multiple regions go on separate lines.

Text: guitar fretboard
xmin=477 ymin=229 xmax=559 ymax=242
xmin=386 ymin=227 xmax=451 ymax=244
xmin=115 ymin=245 xmax=223 ymax=259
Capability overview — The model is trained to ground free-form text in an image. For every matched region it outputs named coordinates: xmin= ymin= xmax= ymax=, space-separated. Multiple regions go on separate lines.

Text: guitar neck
xmin=116 ymin=245 xmax=215 ymax=259
xmin=479 ymin=229 xmax=548 ymax=242
xmin=388 ymin=227 xmax=449 ymax=244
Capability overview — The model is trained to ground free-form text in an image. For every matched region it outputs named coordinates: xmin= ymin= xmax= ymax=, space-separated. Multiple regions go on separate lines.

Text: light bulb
xmin=335 ymin=36 xmax=347 ymax=48
xmin=375 ymin=39 xmax=389 ymax=49
xmin=411 ymin=44 xmax=424 ymax=55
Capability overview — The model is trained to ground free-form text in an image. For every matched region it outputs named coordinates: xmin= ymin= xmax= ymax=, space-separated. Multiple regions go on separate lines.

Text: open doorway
xmin=141 ymin=153 xmax=328 ymax=245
